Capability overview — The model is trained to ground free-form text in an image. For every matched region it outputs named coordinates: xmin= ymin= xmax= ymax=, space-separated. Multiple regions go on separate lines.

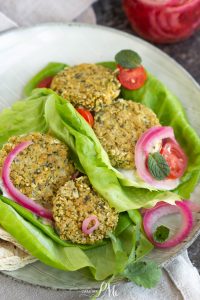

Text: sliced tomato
xmin=37 ymin=76 xmax=53 ymax=88
xmin=117 ymin=65 xmax=147 ymax=90
xmin=160 ymin=140 xmax=188 ymax=179
xmin=76 ymin=108 xmax=94 ymax=127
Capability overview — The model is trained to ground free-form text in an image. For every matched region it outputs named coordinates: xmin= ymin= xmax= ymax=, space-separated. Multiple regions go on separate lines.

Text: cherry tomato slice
xmin=37 ymin=76 xmax=53 ymax=88
xmin=76 ymin=108 xmax=94 ymax=127
xmin=117 ymin=65 xmax=147 ymax=90
xmin=160 ymin=140 xmax=188 ymax=179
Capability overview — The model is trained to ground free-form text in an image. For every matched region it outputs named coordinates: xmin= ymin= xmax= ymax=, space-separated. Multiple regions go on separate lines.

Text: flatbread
xmin=0 ymin=227 xmax=37 ymax=271
xmin=0 ymin=227 xmax=27 ymax=252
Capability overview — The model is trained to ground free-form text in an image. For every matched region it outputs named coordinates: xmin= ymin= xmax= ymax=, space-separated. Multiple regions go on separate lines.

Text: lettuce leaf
xmin=0 ymin=91 xmax=48 ymax=148
xmin=0 ymin=197 xmax=153 ymax=282
xmin=0 ymin=199 xmax=94 ymax=272
xmin=23 ymin=62 xmax=67 ymax=96
xmin=0 ymin=195 xmax=104 ymax=250
xmin=86 ymin=223 xmax=153 ymax=281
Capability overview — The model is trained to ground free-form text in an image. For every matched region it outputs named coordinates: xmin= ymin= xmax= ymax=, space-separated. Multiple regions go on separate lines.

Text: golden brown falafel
xmin=93 ymin=99 xmax=160 ymax=169
xmin=53 ymin=176 xmax=118 ymax=244
xmin=51 ymin=64 xmax=121 ymax=111
xmin=0 ymin=133 xmax=75 ymax=209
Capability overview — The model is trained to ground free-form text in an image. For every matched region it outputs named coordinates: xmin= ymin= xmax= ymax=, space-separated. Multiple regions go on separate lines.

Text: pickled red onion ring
xmin=143 ymin=201 xmax=193 ymax=248
xmin=82 ymin=215 xmax=100 ymax=235
xmin=71 ymin=170 xmax=80 ymax=180
xmin=135 ymin=126 xmax=180 ymax=190
xmin=2 ymin=141 xmax=53 ymax=220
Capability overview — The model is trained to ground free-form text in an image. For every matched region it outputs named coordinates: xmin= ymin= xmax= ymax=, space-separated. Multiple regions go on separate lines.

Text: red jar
xmin=123 ymin=0 xmax=200 ymax=43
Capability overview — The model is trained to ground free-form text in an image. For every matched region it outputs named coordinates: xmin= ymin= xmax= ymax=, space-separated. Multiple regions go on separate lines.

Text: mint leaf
xmin=123 ymin=261 xmax=162 ymax=288
xmin=148 ymin=152 xmax=170 ymax=180
xmin=153 ymin=225 xmax=170 ymax=243
xmin=115 ymin=49 xmax=142 ymax=69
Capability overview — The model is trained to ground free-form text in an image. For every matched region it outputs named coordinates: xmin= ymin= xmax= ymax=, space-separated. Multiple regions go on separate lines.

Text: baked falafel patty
xmin=53 ymin=176 xmax=118 ymax=244
xmin=93 ymin=99 xmax=160 ymax=169
xmin=51 ymin=64 xmax=121 ymax=111
xmin=0 ymin=133 xmax=75 ymax=209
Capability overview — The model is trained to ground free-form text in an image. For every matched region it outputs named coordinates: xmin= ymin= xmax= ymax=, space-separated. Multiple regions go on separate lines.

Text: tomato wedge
xmin=76 ymin=108 xmax=94 ymax=127
xmin=37 ymin=76 xmax=53 ymax=88
xmin=117 ymin=65 xmax=147 ymax=90
xmin=160 ymin=140 xmax=188 ymax=179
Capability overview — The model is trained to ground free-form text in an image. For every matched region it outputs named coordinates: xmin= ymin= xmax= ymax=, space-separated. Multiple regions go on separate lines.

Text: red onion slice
xmin=135 ymin=126 xmax=180 ymax=190
xmin=82 ymin=215 xmax=100 ymax=235
xmin=137 ymin=126 xmax=175 ymax=153
xmin=71 ymin=170 xmax=80 ymax=180
xmin=2 ymin=141 xmax=53 ymax=220
xmin=143 ymin=201 xmax=193 ymax=248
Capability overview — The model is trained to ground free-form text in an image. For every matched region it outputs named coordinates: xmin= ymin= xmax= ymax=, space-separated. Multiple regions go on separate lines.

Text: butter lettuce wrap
xmin=121 ymin=72 xmax=200 ymax=199
xmin=0 ymin=199 xmax=94 ymax=271
xmin=44 ymin=89 xmax=179 ymax=210
xmin=100 ymin=61 xmax=200 ymax=199
xmin=0 ymin=196 xmax=155 ymax=283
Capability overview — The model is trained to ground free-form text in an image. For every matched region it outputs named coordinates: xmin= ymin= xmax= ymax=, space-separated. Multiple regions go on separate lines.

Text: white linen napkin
xmin=99 ymin=252 xmax=200 ymax=300
xmin=0 ymin=1 xmax=200 ymax=299
xmin=0 ymin=0 xmax=97 ymax=31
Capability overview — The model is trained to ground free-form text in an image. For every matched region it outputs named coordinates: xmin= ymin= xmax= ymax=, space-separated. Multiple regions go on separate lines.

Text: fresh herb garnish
xmin=148 ymin=152 xmax=170 ymax=180
xmin=123 ymin=261 xmax=162 ymax=288
xmin=153 ymin=225 xmax=170 ymax=243
xmin=115 ymin=49 xmax=142 ymax=69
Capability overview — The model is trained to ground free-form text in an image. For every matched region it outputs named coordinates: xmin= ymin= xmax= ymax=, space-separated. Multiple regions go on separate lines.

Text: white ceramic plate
xmin=0 ymin=23 xmax=200 ymax=291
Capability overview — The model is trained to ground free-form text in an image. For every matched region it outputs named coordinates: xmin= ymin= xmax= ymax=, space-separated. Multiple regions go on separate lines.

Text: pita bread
xmin=0 ymin=227 xmax=27 ymax=252
xmin=0 ymin=226 xmax=37 ymax=271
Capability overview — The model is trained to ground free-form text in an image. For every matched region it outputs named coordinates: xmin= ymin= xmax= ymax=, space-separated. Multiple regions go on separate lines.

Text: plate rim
xmin=0 ymin=22 xmax=200 ymax=290
xmin=0 ymin=22 xmax=199 ymax=90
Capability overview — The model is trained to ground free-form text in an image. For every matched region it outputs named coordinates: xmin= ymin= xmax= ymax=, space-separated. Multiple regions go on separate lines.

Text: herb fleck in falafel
xmin=93 ymin=99 xmax=160 ymax=169
xmin=51 ymin=64 xmax=121 ymax=111
xmin=53 ymin=176 xmax=118 ymax=244
xmin=0 ymin=133 xmax=75 ymax=208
